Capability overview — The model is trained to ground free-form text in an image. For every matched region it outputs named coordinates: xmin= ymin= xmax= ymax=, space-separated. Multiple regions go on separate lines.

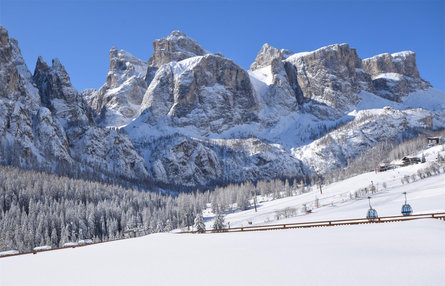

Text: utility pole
xmin=252 ymin=189 xmax=257 ymax=212
xmin=317 ymin=173 xmax=323 ymax=194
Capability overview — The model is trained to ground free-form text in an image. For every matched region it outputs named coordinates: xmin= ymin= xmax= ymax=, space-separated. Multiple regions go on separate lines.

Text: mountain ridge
xmin=0 ymin=25 xmax=443 ymax=188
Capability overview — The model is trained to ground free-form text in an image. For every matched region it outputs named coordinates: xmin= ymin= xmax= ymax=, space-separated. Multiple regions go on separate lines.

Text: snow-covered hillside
xmin=1 ymin=166 xmax=444 ymax=286
xmin=198 ymin=144 xmax=445 ymax=228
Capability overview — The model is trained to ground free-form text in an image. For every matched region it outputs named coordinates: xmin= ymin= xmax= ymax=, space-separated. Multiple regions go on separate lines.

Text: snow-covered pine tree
xmin=194 ymin=213 xmax=206 ymax=233
xmin=164 ymin=219 xmax=173 ymax=232
xmin=212 ymin=212 xmax=225 ymax=232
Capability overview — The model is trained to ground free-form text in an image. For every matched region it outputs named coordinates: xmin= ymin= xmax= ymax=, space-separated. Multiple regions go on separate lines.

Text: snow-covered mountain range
xmin=1 ymin=25 xmax=444 ymax=187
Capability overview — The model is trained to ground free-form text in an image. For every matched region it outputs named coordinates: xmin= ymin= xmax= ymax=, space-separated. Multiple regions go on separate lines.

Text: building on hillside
xmin=427 ymin=137 xmax=441 ymax=146
xmin=375 ymin=163 xmax=391 ymax=173
xmin=401 ymin=156 xmax=421 ymax=166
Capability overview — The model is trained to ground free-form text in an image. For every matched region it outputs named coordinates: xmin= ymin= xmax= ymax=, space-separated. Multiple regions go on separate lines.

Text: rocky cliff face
xmin=69 ymin=126 xmax=148 ymax=179
xmin=248 ymin=46 xmax=299 ymax=120
xmin=362 ymin=51 xmax=420 ymax=78
xmin=86 ymin=31 xmax=210 ymax=128
xmin=283 ymin=44 xmax=367 ymax=111
xmin=128 ymin=38 xmax=440 ymax=185
xmin=361 ymin=52 xmax=430 ymax=101
xmin=0 ymin=25 xmax=147 ymax=180
xmin=138 ymin=54 xmax=258 ymax=133
xmin=145 ymin=31 xmax=209 ymax=88
xmin=33 ymin=57 xmax=95 ymax=128
xmin=0 ymin=25 xmax=73 ymax=167
xmin=32 ymin=54 xmax=148 ymax=179
xmin=86 ymin=48 xmax=148 ymax=127
xmin=148 ymin=30 xmax=208 ymax=68
xmin=250 ymin=43 xmax=292 ymax=71
xmin=136 ymin=135 xmax=303 ymax=186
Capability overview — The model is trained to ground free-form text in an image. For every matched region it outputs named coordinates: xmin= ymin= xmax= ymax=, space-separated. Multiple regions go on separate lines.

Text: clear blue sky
xmin=1 ymin=0 xmax=444 ymax=91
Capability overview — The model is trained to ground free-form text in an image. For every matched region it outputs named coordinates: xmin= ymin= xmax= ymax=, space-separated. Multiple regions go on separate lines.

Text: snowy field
xmin=0 ymin=214 xmax=443 ymax=286
xmin=1 ymin=157 xmax=444 ymax=285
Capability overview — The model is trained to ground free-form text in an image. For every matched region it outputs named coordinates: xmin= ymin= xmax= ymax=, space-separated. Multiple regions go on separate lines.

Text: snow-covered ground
xmin=202 ymin=144 xmax=445 ymax=228
xmin=0 ymin=206 xmax=443 ymax=286
xmin=1 ymin=146 xmax=444 ymax=286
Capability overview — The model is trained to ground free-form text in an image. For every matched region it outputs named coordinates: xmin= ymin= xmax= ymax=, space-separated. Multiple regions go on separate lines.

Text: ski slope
xmin=1 ymin=147 xmax=444 ymax=286
xmin=202 ymin=144 xmax=445 ymax=228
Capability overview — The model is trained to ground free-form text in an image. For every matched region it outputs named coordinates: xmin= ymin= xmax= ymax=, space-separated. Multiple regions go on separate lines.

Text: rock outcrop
xmin=33 ymin=57 xmax=95 ymax=128
xmin=250 ymin=43 xmax=292 ymax=71
xmin=361 ymin=52 xmax=430 ymax=101
xmin=140 ymin=135 xmax=303 ymax=186
xmin=283 ymin=44 xmax=367 ymax=110
xmin=0 ymin=25 xmax=147 ymax=180
xmin=69 ymin=127 xmax=148 ymax=179
xmin=85 ymin=31 xmax=210 ymax=127
xmin=362 ymin=51 xmax=420 ymax=78
xmin=250 ymin=44 xmax=432 ymax=116
xmin=129 ymin=37 xmax=440 ymax=186
xmin=0 ymin=25 xmax=73 ymax=167
xmin=85 ymin=48 xmax=149 ymax=127
xmin=148 ymin=30 xmax=208 ymax=68
xmin=32 ymin=55 xmax=148 ymax=179
xmin=137 ymin=54 xmax=258 ymax=133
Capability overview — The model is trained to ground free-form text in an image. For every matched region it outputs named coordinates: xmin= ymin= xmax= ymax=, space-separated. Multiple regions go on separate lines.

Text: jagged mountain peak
xmin=136 ymin=53 xmax=258 ymax=133
xmin=33 ymin=56 xmax=95 ymax=127
xmin=51 ymin=58 xmax=65 ymax=69
xmin=34 ymin=56 xmax=72 ymax=81
xmin=166 ymin=30 xmax=189 ymax=40
xmin=36 ymin=55 xmax=48 ymax=68
xmin=84 ymin=46 xmax=149 ymax=127
xmin=0 ymin=25 xmax=9 ymax=46
xmin=148 ymin=30 xmax=208 ymax=68
xmin=107 ymin=47 xmax=148 ymax=85
xmin=0 ymin=25 xmax=40 ymax=110
xmin=250 ymin=43 xmax=292 ymax=71
xmin=33 ymin=57 xmax=74 ymax=94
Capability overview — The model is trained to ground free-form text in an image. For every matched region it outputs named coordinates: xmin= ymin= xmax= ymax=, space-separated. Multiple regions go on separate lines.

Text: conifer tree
xmin=213 ymin=212 xmax=225 ymax=232
xmin=194 ymin=213 xmax=206 ymax=233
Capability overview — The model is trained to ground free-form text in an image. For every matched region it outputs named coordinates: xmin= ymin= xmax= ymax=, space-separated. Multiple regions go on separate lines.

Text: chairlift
xmin=401 ymin=192 xmax=413 ymax=216
xmin=366 ymin=197 xmax=378 ymax=221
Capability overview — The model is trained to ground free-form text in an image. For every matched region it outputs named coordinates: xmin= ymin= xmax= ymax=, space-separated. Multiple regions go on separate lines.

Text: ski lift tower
xmin=366 ymin=197 xmax=378 ymax=221
xmin=401 ymin=192 xmax=413 ymax=216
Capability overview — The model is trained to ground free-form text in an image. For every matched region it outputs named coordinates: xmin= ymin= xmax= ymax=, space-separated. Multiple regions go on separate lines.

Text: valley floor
xmin=1 ymin=172 xmax=444 ymax=286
